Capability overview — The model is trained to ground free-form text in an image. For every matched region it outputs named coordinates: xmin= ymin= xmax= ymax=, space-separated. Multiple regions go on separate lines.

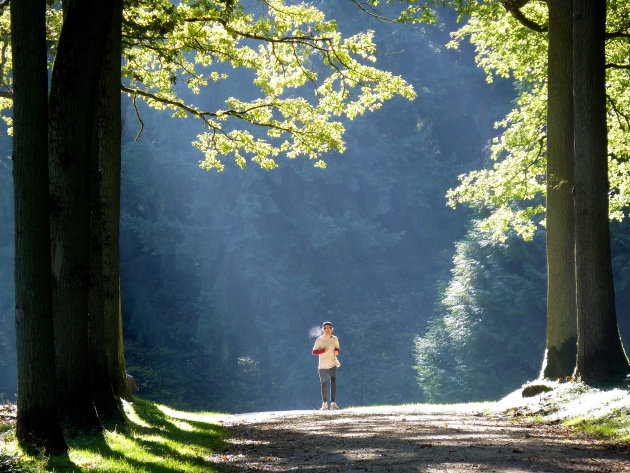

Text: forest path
xmin=212 ymin=404 xmax=630 ymax=473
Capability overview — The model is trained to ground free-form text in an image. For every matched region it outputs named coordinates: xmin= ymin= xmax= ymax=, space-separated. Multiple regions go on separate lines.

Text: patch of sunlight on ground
xmin=488 ymin=380 xmax=630 ymax=440
xmin=122 ymin=399 xmax=151 ymax=428
xmin=494 ymin=381 xmax=630 ymax=420
xmin=157 ymin=404 xmax=226 ymax=423
xmin=33 ymin=399 xmax=226 ymax=473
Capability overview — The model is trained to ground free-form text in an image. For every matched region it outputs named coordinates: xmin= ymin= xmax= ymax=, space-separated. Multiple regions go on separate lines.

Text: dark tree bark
xmin=49 ymin=0 xmax=115 ymax=428
xmin=10 ymin=0 xmax=67 ymax=453
xmin=542 ymin=0 xmax=577 ymax=380
xmin=102 ymin=0 xmax=128 ymax=403
xmin=573 ymin=0 xmax=630 ymax=382
xmin=89 ymin=0 xmax=127 ymax=421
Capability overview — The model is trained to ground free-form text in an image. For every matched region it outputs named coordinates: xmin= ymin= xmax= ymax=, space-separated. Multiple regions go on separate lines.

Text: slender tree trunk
xmin=103 ymin=1 xmax=128 ymax=403
xmin=573 ymin=0 xmax=630 ymax=382
xmin=10 ymin=0 xmax=67 ymax=453
xmin=542 ymin=0 xmax=577 ymax=380
xmin=49 ymin=0 xmax=115 ymax=428
xmin=89 ymin=0 xmax=127 ymax=421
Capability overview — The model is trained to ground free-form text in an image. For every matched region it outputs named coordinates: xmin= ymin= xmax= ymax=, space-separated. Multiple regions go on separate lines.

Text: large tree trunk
xmin=89 ymin=0 xmax=127 ymax=422
xmin=573 ymin=0 xmax=630 ymax=382
xmin=49 ymin=0 xmax=115 ymax=428
xmin=10 ymin=0 xmax=67 ymax=453
xmin=542 ymin=0 xmax=577 ymax=380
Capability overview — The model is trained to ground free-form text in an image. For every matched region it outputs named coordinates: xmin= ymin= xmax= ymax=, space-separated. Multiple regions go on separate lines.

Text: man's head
xmin=322 ymin=321 xmax=333 ymax=337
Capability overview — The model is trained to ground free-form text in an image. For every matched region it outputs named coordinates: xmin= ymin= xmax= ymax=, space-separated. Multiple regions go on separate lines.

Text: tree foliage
xmin=407 ymin=0 xmax=630 ymax=238
xmin=1 ymin=0 xmax=415 ymax=169
xmin=122 ymin=0 xmax=416 ymax=169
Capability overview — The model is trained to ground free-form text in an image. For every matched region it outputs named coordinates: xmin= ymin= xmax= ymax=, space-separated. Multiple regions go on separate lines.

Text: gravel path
xmin=212 ymin=404 xmax=630 ymax=473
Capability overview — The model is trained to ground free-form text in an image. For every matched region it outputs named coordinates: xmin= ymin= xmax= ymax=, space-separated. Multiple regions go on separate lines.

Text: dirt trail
xmin=212 ymin=405 xmax=630 ymax=473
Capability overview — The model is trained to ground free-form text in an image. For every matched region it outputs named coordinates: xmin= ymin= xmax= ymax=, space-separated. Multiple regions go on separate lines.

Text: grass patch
xmin=564 ymin=409 xmax=630 ymax=441
xmin=1 ymin=399 xmax=226 ymax=473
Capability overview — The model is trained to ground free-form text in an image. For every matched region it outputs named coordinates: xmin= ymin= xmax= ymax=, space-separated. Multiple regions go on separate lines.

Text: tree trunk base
xmin=17 ymin=410 xmax=68 ymax=456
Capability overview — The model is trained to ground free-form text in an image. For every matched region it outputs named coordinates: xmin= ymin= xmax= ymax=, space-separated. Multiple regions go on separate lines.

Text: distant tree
xmin=9 ymin=0 xmax=66 ymax=452
xmin=573 ymin=0 xmax=629 ymax=382
xmin=414 ymin=222 xmax=546 ymax=402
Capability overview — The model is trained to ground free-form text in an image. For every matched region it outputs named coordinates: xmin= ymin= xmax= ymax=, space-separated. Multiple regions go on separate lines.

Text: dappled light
xmin=43 ymin=399 xmax=226 ymax=473
xmin=212 ymin=404 xmax=630 ymax=472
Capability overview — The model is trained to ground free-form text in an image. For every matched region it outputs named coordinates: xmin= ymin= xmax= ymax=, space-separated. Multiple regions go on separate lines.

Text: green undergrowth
xmin=500 ymin=380 xmax=630 ymax=442
xmin=1 ymin=399 xmax=226 ymax=473
xmin=564 ymin=409 xmax=630 ymax=441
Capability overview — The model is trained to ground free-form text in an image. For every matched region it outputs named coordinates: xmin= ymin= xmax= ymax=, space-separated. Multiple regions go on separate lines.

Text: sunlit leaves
xmin=120 ymin=0 xmax=415 ymax=170
xmin=0 ymin=0 xmax=415 ymax=169
xmin=440 ymin=0 xmax=630 ymax=239
xmin=447 ymin=2 xmax=547 ymax=84
xmin=606 ymin=3 xmax=630 ymax=221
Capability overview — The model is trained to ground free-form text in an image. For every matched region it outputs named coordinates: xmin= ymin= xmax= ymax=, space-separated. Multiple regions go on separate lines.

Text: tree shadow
xmin=211 ymin=410 xmax=630 ymax=473
xmin=45 ymin=398 xmax=225 ymax=473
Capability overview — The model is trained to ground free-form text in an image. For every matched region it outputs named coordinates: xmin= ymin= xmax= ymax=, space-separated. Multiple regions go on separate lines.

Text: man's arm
xmin=313 ymin=340 xmax=326 ymax=355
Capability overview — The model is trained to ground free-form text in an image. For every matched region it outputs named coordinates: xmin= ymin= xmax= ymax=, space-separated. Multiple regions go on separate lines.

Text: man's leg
xmin=319 ymin=369 xmax=329 ymax=409
xmin=329 ymin=367 xmax=339 ymax=410
xmin=330 ymin=376 xmax=336 ymax=403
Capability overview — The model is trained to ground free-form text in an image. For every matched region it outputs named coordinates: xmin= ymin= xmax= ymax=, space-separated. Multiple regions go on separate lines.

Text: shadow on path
xmin=210 ymin=407 xmax=630 ymax=473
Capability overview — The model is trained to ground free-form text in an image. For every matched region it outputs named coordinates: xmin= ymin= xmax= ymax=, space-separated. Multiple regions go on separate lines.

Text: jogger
xmin=312 ymin=322 xmax=341 ymax=410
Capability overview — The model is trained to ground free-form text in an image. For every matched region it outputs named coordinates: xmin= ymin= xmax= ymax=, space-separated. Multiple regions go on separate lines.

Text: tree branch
xmin=521 ymin=134 xmax=546 ymax=190
xmin=605 ymin=31 xmax=630 ymax=39
xmin=131 ymin=95 xmax=145 ymax=141
xmin=121 ymin=84 xmax=308 ymax=139
xmin=347 ymin=0 xmax=396 ymax=23
xmin=183 ymin=16 xmax=334 ymax=50
xmin=606 ymin=93 xmax=630 ymax=131
xmin=605 ymin=63 xmax=630 ymax=70
xmin=0 ymin=90 xmax=13 ymax=100
xmin=501 ymin=1 xmax=548 ymax=33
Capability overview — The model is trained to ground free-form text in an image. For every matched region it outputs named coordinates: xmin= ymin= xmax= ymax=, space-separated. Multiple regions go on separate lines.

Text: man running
xmin=312 ymin=321 xmax=341 ymax=410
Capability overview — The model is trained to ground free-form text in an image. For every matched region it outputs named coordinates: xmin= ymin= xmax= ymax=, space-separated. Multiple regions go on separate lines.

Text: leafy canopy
xmin=0 ymin=0 xmax=415 ymax=170
xmin=445 ymin=1 xmax=630 ymax=240
xmin=378 ymin=0 xmax=630 ymax=240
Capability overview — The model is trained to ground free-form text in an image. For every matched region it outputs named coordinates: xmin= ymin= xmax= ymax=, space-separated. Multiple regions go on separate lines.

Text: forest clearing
xmin=2 ymin=382 xmax=630 ymax=472
xmin=3 ymin=0 xmax=630 ymax=467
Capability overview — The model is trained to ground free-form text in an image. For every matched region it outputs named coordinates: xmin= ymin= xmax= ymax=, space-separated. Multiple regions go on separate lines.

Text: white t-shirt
xmin=313 ymin=335 xmax=341 ymax=369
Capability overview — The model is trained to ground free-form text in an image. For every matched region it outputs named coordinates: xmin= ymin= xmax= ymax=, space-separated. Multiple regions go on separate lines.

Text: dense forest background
xmin=1 ymin=2 xmax=629 ymax=413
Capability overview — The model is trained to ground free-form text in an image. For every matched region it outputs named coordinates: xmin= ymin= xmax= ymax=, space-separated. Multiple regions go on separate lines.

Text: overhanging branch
xmin=606 ymin=31 xmax=630 ymax=39
xmin=347 ymin=0 xmax=395 ymax=23
xmin=501 ymin=1 xmax=548 ymax=33
xmin=605 ymin=63 xmax=630 ymax=70
xmin=120 ymin=84 xmax=310 ymax=138
xmin=607 ymin=93 xmax=630 ymax=130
